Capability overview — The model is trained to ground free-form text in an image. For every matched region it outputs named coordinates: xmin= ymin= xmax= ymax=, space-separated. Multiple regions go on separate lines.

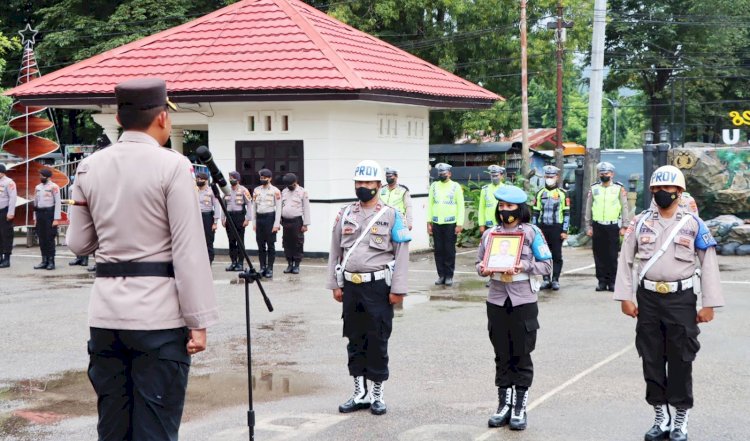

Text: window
xmin=245 ymin=112 xmax=259 ymax=133
xmin=260 ymin=111 xmax=275 ymax=133
xmin=235 ymin=140 xmax=304 ymax=188
xmin=278 ymin=111 xmax=292 ymax=132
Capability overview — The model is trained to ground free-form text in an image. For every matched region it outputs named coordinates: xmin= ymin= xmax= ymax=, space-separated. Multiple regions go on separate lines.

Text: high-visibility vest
xmin=380 ymin=185 xmax=408 ymax=216
xmin=533 ymin=187 xmax=569 ymax=226
xmin=591 ymin=183 xmax=624 ymax=222
xmin=478 ymin=182 xmax=503 ymax=227
xmin=427 ymin=180 xmax=464 ymax=225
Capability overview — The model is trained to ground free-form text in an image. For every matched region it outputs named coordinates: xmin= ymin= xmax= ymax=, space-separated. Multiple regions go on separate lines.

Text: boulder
xmin=721 ymin=241 xmax=741 ymax=255
xmin=704 ymin=215 xmax=745 ymax=242
xmin=737 ymin=244 xmax=750 ymax=256
xmin=728 ymin=224 xmax=750 ymax=244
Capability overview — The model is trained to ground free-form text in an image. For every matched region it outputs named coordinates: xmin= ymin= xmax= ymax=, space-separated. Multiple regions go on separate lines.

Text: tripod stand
xmin=210 ymin=182 xmax=273 ymax=441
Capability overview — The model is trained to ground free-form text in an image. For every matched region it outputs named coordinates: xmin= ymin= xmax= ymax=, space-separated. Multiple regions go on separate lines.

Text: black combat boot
xmin=80 ymin=256 xmax=89 ymax=266
xmin=259 ymin=266 xmax=267 ymax=277
xmin=488 ymin=387 xmax=512 ymax=427
xmin=87 ymin=263 xmax=97 ymax=272
xmin=670 ymin=408 xmax=689 ymax=441
xmin=69 ymin=256 xmax=83 ymax=266
xmin=509 ymin=387 xmax=529 ymax=431
xmin=644 ymin=404 xmax=671 ymax=441
xmin=551 ymin=279 xmax=560 ymax=291
xmin=596 ymin=281 xmax=607 ymax=291
xmin=225 ymin=259 xmax=237 ymax=271
xmin=540 ymin=276 xmax=552 ymax=290
xmin=46 ymin=257 xmax=56 ymax=270
xmin=34 ymin=256 xmax=48 ymax=270
xmin=0 ymin=254 xmax=9 ymax=268
xmin=291 ymin=261 xmax=300 ymax=274
xmin=338 ymin=376 xmax=370 ymax=413
xmin=265 ymin=267 xmax=273 ymax=278
xmin=370 ymin=381 xmax=386 ymax=415
xmin=283 ymin=259 xmax=294 ymax=273
xmin=444 ymin=277 xmax=454 ymax=286
xmin=435 ymin=276 xmax=445 ymax=285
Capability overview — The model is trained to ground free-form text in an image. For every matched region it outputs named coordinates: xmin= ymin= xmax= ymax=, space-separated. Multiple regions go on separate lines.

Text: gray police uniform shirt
xmin=67 ymin=131 xmax=219 ymax=330
xmin=222 ymin=185 xmax=253 ymax=222
xmin=0 ymin=175 xmax=17 ymax=215
xmin=281 ymin=185 xmax=311 ymax=225
xmin=252 ymin=184 xmax=282 ymax=228
xmin=197 ymin=186 xmax=220 ymax=221
xmin=613 ymin=207 xmax=724 ymax=307
xmin=326 ymin=201 xmax=410 ymax=294
xmin=33 ymin=181 xmax=62 ymax=220
xmin=476 ymin=223 xmax=553 ymax=307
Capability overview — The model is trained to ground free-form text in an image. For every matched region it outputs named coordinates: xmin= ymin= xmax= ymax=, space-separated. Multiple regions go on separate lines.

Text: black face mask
xmin=40 ymin=177 xmax=48 ymax=184
xmin=197 ymin=180 xmax=206 ymax=187
xmin=356 ymin=186 xmax=377 ymax=203
xmin=260 ymin=179 xmax=270 ymax=185
xmin=599 ymin=175 xmax=611 ymax=183
xmin=653 ymin=190 xmax=678 ymax=209
xmin=438 ymin=175 xmax=448 ymax=182
xmin=498 ymin=208 xmax=522 ymax=224
xmin=286 ymin=184 xmax=296 ymax=191
xmin=229 ymin=180 xmax=238 ymax=186
xmin=386 ymin=177 xmax=396 ymax=185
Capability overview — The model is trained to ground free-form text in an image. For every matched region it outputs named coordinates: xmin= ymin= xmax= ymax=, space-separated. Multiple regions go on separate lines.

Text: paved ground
xmin=1 ymin=244 xmax=748 ymax=441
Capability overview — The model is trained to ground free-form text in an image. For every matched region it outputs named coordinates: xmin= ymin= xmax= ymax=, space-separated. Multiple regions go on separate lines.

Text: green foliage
xmin=457 ymin=180 xmax=484 ymax=247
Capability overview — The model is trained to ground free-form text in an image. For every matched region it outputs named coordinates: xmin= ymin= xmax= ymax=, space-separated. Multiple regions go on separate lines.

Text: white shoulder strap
xmin=341 ymin=206 xmax=391 ymax=271
xmin=638 ymin=214 xmax=692 ymax=281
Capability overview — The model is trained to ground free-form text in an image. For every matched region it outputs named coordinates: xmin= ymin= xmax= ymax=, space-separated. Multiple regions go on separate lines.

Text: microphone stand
xmin=210 ymin=182 xmax=273 ymax=441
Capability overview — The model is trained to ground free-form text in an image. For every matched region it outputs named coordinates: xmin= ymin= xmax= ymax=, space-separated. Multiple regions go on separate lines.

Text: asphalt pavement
xmin=1 ymin=244 xmax=748 ymax=441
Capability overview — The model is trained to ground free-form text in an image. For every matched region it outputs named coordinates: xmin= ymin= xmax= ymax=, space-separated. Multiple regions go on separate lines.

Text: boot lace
xmin=513 ymin=389 xmax=528 ymax=417
xmin=350 ymin=377 xmax=365 ymax=401
xmin=495 ymin=387 xmax=511 ymax=415
xmin=673 ymin=408 xmax=688 ymax=431
xmin=371 ymin=381 xmax=384 ymax=402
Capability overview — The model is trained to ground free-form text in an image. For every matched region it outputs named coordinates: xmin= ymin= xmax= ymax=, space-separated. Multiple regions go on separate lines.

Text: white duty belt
xmin=344 ymin=270 xmax=386 ymax=284
xmin=641 ymin=277 xmax=693 ymax=294
xmin=490 ymin=273 xmax=530 ymax=283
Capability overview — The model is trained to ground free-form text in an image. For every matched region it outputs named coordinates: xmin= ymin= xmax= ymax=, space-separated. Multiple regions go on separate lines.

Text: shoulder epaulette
xmin=615 ymin=181 xmax=625 ymax=187
xmin=400 ymin=184 xmax=410 ymax=192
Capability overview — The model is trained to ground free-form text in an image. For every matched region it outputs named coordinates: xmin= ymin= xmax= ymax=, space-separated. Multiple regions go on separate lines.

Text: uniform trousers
xmin=281 ymin=216 xmax=305 ymax=263
xmin=200 ymin=211 xmax=215 ymax=263
xmin=539 ymin=223 xmax=564 ymax=280
xmin=87 ymin=327 xmax=190 ymax=441
xmin=487 ymin=299 xmax=539 ymax=389
xmin=0 ymin=207 xmax=13 ymax=254
xmin=636 ymin=287 xmax=700 ymax=408
xmin=342 ymin=279 xmax=394 ymax=382
xmin=592 ymin=222 xmax=620 ymax=286
xmin=226 ymin=211 xmax=247 ymax=263
xmin=255 ymin=212 xmax=277 ymax=269
xmin=35 ymin=207 xmax=56 ymax=258
xmin=432 ymin=223 xmax=457 ymax=279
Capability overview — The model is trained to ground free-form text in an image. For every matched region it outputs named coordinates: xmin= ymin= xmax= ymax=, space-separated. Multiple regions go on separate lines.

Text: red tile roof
xmin=7 ymin=0 xmax=501 ymax=108
xmin=505 ymin=129 xmax=559 ymax=149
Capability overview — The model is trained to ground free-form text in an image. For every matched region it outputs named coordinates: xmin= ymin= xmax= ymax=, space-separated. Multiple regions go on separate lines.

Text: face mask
xmin=356 ymin=186 xmax=377 ymax=203
xmin=545 ymin=178 xmax=557 ymax=187
xmin=498 ymin=208 xmax=522 ymax=224
xmin=229 ymin=180 xmax=238 ymax=186
xmin=438 ymin=175 xmax=448 ymax=182
xmin=599 ymin=175 xmax=611 ymax=183
xmin=386 ymin=177 xmax=396 ymax=185
xmin=491 ymin=177 xmax=501 ymax=185
xmin=286 ymin=184 xmax=296 ymax=191
xmin=40 ymin=177 xmax=48 ymax=184
xmin=197 ymin=180 xmax=206 ymax=187
xmin=653 ymin=189 xmax=678 ymax=209
xmin=260 ymin=179 xmax=270 ymax=185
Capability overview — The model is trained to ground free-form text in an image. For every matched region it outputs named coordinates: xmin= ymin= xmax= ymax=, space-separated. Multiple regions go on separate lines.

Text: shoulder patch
xmin=691 ymin=214 xmax=717 ymax=250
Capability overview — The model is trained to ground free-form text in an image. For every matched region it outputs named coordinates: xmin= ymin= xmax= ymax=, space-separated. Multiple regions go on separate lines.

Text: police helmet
xmin=650 ymin=165 xmax=686 ymax=191
xmin=353 ymin=160 xmax=383 ymax=182
xmin=435 ymin=163 xmax=452 ymax=173
xmin=384 ymin=167 xmax=398 ymax=176
xmin=543 ymin=165 xmax=560 ymax=176
xmin=487 ymin=165 xmax=505 ymax=175
xmin=596 ymin=162 xmax=615 ymax=173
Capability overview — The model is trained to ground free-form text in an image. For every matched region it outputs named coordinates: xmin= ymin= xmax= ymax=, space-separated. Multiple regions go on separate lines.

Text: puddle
xmin=0 ymin=367 xmax=319 ymax=438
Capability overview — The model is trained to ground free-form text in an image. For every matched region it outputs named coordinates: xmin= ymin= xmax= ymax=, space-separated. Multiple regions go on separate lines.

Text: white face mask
xmin=545 ymin=178 xmax=557 ymax=187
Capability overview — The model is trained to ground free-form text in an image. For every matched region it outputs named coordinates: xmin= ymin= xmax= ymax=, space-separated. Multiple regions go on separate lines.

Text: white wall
xmin=206 ymin=100 xmax=431 ymax=255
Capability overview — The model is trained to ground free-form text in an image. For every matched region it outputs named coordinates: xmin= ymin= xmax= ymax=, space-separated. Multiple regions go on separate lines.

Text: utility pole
xmin=547 ymin=1 xmax=573 ymax=170
xmin=520 ymin=0 xmax=530 ymax=178
xmin=583 ymin=0 xmax=607 ymax=214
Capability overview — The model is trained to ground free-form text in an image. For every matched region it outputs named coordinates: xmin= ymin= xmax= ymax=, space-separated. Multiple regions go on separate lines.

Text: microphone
xmin=195 ymin=145 xmax=231 ymax=196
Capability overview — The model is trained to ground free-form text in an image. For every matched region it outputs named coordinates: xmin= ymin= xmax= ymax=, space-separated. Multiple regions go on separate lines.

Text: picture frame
xmin=482 ymin=232 xmax=525 ymax=272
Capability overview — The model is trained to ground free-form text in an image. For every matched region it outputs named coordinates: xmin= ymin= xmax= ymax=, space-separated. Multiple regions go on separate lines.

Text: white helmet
xmin=353 ymin=160 xmax=383 ymax=182
xmin=650 ymin=165 xmax=686 ymax=190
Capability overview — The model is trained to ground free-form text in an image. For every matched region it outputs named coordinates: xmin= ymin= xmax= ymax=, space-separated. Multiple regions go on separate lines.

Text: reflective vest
xmin=380 ymin=184 xmax=408 ymax=216
xmin=478 ymin=182 xmax=503 ymax=227
xmin=428 ymin=180 xmax=464 ymax=225
xmin=591 ymin=183 xmax=624 ymax=222
xmin=533 ymin=187 xmax=570 ymax=228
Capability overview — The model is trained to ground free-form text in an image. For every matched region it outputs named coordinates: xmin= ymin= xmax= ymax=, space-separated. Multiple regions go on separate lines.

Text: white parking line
xmin=474 ymin=343 xmax=635 ymax=441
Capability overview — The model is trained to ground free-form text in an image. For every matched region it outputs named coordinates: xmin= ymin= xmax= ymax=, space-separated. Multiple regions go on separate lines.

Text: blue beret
xmin=494 ymin=185 xmax=527 ymax=204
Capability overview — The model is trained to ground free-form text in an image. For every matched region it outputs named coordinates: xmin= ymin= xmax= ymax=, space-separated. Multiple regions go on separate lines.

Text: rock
xmin=728 ymin=224 xmax=750 ymax=244
xmin=566 ymin=232 xmax=590 ymax=248
xmin=737 ymin=244 xmax=750 ymax=256
xmin=704 ymin=215 xmax=745 ymax=242
xmin=721 ymin=241 xmax=741 ymax=255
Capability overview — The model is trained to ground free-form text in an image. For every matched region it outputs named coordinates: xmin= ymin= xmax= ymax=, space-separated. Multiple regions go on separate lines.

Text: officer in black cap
xmin=252 ymin=168 xmax=281 ymax=278
xmin=33 ymin=168 xmax=61 ymax=270
xmin=0 ymin=163 xmax=17 ymax=268
xmin=196 ymin=172 xmax=220 ymax=264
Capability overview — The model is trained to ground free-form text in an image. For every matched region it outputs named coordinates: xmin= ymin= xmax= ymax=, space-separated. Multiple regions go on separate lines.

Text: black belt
xmin=257 ymin=212 xmax=275 ymax=217
xmin=35 ymin=207 xmax=54 ymax=211
xmin=96 ymin=262 xmax=175 ymax=278
xmin=228 ymin=210 xmax=245 ymax=214
xmin=201 ymin=211 xmax=214 ymax=216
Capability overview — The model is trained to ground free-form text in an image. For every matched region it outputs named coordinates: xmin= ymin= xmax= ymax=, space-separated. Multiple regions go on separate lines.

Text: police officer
xmin=0 ymin=163 xmax=17 ymax=268
xmin=196 ymin=172 xmax=220 ymax=264
xmin=380 ymin=167 xmax=413 ymax=230
xmin=477 ymin=185 xmax=552 ymax=431
xmin=327 ymin=160 xmax=410 ymax=416
xmin=280 ymin=173 xmax=310 ymax=274
xmin=532 ymin=165 xmax=570 ymax=290
xmin=252 ymin=168 xmax=281 ymax=278
xmin=478 ymin=165 xmax=505 ymax=233
xmin=428 ymin=163 xmax=464 ymax=286
xmin=585 ymin=161 xmax=630 ymax=291
xmin=222 ymin=171 xmax=253 ymax=271
xmin=66 ymin=78 xmax=219 ymax=441
xmin=614 ymin=165 xmax=723 ymax=441
xmin=33 ymin=168 xmax=61 ymax=270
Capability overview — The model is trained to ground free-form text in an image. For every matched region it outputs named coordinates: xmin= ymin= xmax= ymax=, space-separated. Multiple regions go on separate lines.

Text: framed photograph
xmin=483 ymin=232 xmax=525 ymax=272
